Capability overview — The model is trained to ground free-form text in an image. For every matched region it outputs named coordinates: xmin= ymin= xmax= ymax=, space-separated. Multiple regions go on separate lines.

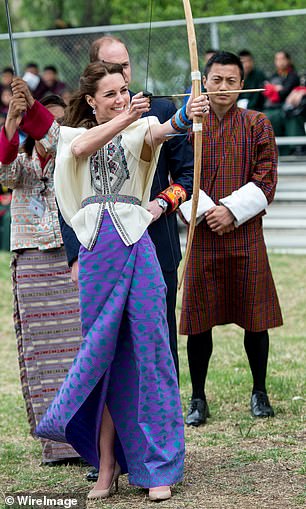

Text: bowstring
xmin=145 ymin=0 xmax=178 ymax=274
xmin=5 ymin=0 xmax=19 ymax=75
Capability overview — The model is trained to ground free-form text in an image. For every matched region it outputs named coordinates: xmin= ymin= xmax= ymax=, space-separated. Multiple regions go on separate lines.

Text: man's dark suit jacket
xmin=59 ymin=95 xmax=194 ymax=272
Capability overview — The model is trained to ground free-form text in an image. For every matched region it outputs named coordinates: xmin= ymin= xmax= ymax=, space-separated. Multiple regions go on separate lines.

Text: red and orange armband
xmin=156 ymin=184 xmax=187 ymax=213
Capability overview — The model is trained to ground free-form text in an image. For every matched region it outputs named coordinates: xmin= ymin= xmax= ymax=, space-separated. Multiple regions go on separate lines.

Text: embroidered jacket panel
xmin=54 ymin=118 xmax=162 ymax=249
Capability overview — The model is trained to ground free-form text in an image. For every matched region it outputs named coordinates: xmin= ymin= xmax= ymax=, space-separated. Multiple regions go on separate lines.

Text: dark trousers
xmin=187 ymin=328 xmax=270 ymax=399
xmin=162 ymin=269 xmax=179 ymax=381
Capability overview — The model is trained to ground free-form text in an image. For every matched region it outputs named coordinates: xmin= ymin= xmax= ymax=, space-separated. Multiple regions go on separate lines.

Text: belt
xmin=81 ymin=194 xmax=141 ymax=208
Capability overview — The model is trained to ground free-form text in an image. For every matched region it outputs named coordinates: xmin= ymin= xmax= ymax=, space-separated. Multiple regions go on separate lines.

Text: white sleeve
xmin=219 ymin=182 xmax=268 ymax=227
xmin=179 ymin=189 xmax=216 ymax=225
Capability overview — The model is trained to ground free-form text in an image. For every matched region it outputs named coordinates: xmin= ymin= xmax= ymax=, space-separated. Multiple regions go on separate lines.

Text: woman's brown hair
xmin=63 ymin=61 xmax=125 ymax=129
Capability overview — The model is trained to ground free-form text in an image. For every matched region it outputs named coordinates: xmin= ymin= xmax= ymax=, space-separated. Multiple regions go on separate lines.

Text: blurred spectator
xmin=42 ymin=65 xmax=67 ymax=97
xmin=0 ymin=67 xmax=14 ymax=108
xmin=283 ymin=85 xmax=306 ymax=155
xmin=203 ymin=48 xmax=218 ymax=66
xmin=0 ymin=85 xmax=13 ymax=116
xmin=61 ymin=87 xmax=73 ymax=105
xmin=238 ymin=50 xmax=266 ymax=111
xmin=284 ymin=85 xmax=306 ymax=116
xmin=22 ymin=62 xmax=49 ymax=100
xmin=0 ymin=184 xmax=11 ymax=251
xmin=263 ymin=50 xmax=305 ymax=155
xmin=1 ymin=67 xmax=14 ymax=89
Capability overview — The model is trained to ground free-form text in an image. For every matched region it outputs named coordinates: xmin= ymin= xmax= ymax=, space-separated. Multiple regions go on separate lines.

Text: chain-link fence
xmin=1 ymin=9 xmax=306 ymax=95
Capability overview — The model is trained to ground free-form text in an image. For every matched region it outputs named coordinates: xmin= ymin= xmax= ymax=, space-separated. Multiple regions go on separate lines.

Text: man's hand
xmin=218 ymin=223 xmax=235 ymax=235
xmin=147 ymin=199 xmax=164 ymax=222
xmin=205 ymin=205 xmax=235 ymax=235
xmin=71 ymin=260 xmax=79 ymax=287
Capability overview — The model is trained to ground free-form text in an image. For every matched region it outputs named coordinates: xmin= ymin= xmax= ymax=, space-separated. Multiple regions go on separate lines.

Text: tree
xmin=18 ymin=0 xmax=112 ymax=30
xmin=2 ymin=1 xmax=306 ymax=31
xmin=110 ymin=0 xmax=306 ymax=24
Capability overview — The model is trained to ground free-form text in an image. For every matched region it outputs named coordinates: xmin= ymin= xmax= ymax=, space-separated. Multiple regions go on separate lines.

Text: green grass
xmin=0 ymin=251 xmax=305 ymax=509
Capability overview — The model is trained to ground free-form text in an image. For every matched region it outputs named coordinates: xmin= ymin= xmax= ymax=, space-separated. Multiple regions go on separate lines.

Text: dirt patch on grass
xmin=180 ymin=444 xmax=304 ymax=508
xmin=2 ymin=434 xmax=304 ymax=509
xmin=84 ymin=439 xmax=305 ymax=509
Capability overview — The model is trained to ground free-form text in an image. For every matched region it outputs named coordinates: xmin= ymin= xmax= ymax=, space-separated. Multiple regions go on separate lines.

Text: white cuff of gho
xmin=219 ymin=182 xmax=268 ymax=227
xmin=179 ymin=189 xmax=216 ymax=225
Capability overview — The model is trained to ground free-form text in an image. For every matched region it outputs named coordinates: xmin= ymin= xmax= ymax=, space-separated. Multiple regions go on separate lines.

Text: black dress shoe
xmin=42 ymin=457 xmax=89 ymax=467
xmin=86 ymin=467 xmax=99 ymax=482
xmin=185 ymin=397 xmax=210 ymax=426
xmin=250 ymin=391 xmax=275 ymax=418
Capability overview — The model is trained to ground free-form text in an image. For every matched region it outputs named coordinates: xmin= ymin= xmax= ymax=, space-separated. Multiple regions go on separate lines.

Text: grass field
xmin=0 ymin=250 xmax=305 ymax=509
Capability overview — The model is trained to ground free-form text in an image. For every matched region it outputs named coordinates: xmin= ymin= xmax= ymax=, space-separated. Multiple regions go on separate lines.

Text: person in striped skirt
xmin=0 ymin=81 xmax=83 ymax=465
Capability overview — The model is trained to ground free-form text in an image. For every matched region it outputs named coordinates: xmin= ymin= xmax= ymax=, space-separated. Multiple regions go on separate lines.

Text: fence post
xmin=13 ymin=39 xmax=20 ymax=75
xmin=210 ymin=22 xmax=219 ymax=50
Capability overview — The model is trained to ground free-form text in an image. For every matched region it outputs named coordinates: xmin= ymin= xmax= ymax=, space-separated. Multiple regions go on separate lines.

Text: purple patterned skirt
xmin=36 ymin=211 xmax=184 ymax=488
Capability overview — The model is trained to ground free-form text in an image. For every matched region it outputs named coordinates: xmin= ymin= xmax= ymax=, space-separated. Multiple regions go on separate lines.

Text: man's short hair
xmin=204 ymin=51 xmax=244 ymax=81
xmin=205 ymin=48 xmax=217 ymax=56
xmin=25 ymin=62 xmax=39 ymax=70
xmin=43 ymin=65 xmax=58 ymax=74
xmin=89 ymin=36 xmax=128 ymax=63
xmin=2 ymin=67 xmax=14 ymax=75
xmin=238 ymin=49 xmax=254 ymax=59
xmin=40 ymin=94 xmax=66 ymax=109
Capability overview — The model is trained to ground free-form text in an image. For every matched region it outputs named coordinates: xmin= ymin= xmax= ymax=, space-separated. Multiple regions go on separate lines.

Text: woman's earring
xmin=92 ymin=107 xmax=96 ymax=115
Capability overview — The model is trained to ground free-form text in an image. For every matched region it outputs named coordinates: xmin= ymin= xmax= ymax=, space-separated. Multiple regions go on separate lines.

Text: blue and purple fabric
xmin=36 ymin=211 xmax=184 ymax=488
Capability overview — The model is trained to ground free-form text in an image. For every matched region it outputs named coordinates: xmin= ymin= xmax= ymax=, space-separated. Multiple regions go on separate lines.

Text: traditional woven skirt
xmin=12 ymin=246 xmax=82 ymax=463
xmin=36 ymin=212 xmax=185 ymax=488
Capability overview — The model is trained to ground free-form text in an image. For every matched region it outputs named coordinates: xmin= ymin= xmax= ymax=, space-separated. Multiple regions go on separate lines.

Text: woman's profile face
xmin=88 ymin=73 xmax=130 ymax=124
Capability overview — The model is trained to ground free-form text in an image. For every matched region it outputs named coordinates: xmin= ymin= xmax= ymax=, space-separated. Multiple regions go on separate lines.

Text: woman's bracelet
xmin=170 ymin=105 xmax=193 ymax=132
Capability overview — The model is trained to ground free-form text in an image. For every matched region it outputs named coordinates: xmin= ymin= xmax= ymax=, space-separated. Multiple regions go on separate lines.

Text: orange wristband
xmin=156 ymin=184 xmax=187 ymax=213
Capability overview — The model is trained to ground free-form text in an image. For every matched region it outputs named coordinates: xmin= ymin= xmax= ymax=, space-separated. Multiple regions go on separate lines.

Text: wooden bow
xmin=178 ymin=0 xmax=203 ymax=289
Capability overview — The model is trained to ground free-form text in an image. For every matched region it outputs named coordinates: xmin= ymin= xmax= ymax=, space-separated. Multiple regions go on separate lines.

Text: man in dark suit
xmin=60 ymin=36 xmax=194 ymax=381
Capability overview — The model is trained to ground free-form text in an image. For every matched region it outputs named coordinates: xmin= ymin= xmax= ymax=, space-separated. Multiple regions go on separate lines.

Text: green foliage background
xmin=0 ymin=1 xmax=305 ymax=31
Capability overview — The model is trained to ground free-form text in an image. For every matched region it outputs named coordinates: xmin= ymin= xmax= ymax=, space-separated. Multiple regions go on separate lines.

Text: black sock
xmin=187 ymin=329 xmax=213 ymax=400
xmin=244 ymin=330 xmax=269 ymax=394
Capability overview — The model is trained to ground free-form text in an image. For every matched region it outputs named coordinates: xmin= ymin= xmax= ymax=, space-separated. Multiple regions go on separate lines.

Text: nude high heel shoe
xmin=87 ymin=463 xmax=121 ymax=499
xmin=149 ymin=486 xmax=171 ymax=501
